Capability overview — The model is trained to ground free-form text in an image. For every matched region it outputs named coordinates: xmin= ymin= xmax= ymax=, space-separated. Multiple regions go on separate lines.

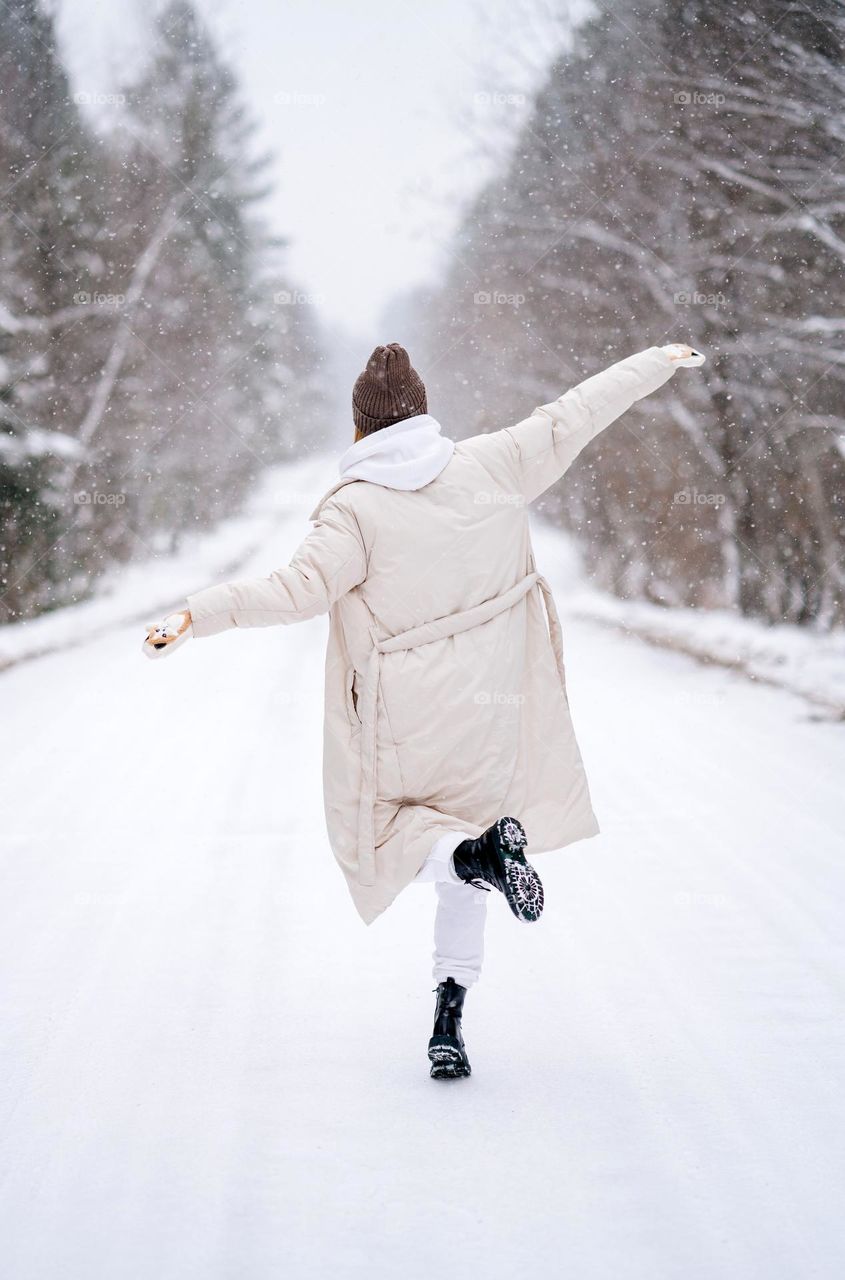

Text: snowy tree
xmin=79 ymin=0 xmax=328 ymax=542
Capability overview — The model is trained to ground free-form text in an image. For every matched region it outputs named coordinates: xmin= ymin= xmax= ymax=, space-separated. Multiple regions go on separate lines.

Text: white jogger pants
xmin=414 ymin=832 xmax=488 ymax=988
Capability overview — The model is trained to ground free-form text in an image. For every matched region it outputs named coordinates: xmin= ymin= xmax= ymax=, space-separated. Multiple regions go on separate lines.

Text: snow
xmin=1 ymin=459 xmax=845 ymax=1278
xmin=567 ymin=581 xmax=845 ymax=718
xmin=0 ymin=428 xmax=86 ymax=465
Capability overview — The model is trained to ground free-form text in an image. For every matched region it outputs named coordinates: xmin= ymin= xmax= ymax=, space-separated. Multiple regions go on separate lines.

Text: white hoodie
xmin=337 ymin=414 xmax=454 ymax=491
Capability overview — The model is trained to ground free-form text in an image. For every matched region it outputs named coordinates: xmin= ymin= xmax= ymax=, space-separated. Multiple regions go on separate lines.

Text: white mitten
xmin=142 ymin=610 xmax=193 ymax=660
xmin=663 ymin=343 xmax=706 ymax=367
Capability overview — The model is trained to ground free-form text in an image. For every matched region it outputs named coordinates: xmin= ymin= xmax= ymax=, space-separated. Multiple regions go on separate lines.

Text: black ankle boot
xmin=428 ymin=977 xmax=471 ymax=1079
xmin=453 ymin=816 xmax=544 ymax=922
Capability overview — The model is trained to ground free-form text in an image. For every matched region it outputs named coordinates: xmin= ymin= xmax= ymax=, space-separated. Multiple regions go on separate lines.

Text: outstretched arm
xmin=500 ymin=344 xmax=701 ymax=504
xmin=142 ymin=499 xmax=366 ymax=656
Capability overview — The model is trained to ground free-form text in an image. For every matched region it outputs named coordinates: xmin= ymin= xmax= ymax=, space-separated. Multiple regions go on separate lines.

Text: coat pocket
xmin=345 ymin=666 xmax=361 ymax=730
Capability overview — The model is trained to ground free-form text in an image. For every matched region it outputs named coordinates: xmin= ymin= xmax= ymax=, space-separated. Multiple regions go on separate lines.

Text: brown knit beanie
xmin=352 ymin=343 xmax=427 ymax=438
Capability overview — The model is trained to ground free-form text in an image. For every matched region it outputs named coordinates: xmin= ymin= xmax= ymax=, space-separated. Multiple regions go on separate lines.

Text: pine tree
xmin=105 ymin=0 xmax=327 ymax=541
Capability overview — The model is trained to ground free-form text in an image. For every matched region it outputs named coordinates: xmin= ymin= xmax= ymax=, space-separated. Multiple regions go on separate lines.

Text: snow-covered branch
xmin=73 ymin=194 xmax=188 ymax=454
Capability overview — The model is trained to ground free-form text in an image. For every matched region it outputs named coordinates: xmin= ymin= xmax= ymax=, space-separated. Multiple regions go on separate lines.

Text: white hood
xmin=338 ymin=414 xmax=454 ymax=491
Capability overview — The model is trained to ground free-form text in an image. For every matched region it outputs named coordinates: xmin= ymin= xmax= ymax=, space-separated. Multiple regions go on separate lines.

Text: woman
xmin=144 ymin=340 xmax=704 ymax=1079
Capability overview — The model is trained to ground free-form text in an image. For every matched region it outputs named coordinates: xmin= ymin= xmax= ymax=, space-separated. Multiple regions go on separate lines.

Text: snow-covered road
xmin=2 ymin=467 xmax=844 ymax=1279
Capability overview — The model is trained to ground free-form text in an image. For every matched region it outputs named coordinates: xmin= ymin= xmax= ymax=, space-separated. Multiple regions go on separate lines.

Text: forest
xmin=408 ymin=0 xmax=845 ymax=628
xmin=0 ymin=0 xmax=325 ymax=622
xmin=2 ymin=0 xmax=843 ymax=632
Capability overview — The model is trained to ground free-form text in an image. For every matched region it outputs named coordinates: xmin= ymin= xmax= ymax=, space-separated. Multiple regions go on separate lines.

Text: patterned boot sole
xmin=498 ymin=817 xmax=544 ymax=923
xmin=428 ymin=1037 xmax=471 ymax=1080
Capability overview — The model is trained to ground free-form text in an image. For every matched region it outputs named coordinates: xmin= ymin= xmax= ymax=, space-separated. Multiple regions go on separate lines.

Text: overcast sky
xmin=56 ymin=0 xmax=576 ymax=341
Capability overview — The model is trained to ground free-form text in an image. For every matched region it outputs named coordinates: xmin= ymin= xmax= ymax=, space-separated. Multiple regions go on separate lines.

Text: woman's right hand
xmin=663 ymin=343 xmax=706 ymax=367
xmin=142 ymin=608 xmax=193 ymax=659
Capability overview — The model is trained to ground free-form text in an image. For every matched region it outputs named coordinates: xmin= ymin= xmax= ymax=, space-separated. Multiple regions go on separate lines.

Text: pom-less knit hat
xmin=352 ymin=343 xmax=427 ymax=438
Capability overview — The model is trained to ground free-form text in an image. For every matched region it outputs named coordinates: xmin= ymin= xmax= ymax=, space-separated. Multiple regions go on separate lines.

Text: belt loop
xmin=355 ymin=623 xmax=382 ymax=887
xmin=535 ymin=574 xmax=567 ymax=694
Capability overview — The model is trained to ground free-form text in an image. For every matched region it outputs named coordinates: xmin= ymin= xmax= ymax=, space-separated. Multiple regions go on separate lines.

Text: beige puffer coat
xmin=187 ymin=347 xmax=677 ymax=923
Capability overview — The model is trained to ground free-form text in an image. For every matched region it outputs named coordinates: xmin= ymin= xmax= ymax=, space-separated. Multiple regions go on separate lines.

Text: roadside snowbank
xmin=0 ymin=456 xmax=334 ymax=672
xmin=566 ymin=580 xmax=845 ymax=718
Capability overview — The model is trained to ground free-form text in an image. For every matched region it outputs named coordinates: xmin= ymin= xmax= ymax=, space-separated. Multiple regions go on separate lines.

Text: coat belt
xmin=354 ymin=570 xmax=567 ymax=887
